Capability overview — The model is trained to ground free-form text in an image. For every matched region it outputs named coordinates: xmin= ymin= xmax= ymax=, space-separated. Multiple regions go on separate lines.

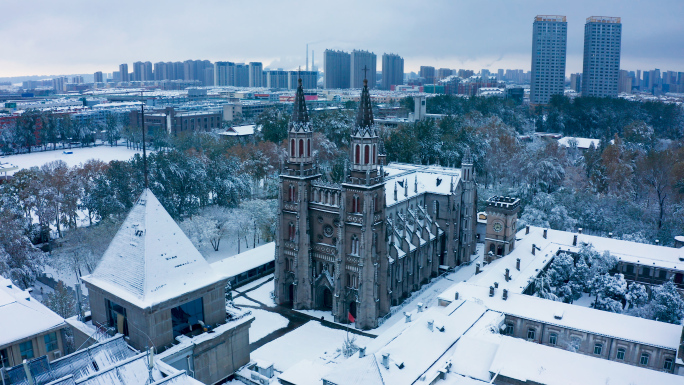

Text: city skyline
xmin=1 ymin=0 xmax=683 ymax=78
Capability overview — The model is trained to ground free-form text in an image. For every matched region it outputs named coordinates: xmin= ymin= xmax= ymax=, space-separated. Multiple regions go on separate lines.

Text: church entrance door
xmin=322 ymin=288 xmax=333 ymax=309
xmin=287 ymin=284 xmax=295 ymax=307
xmin=349 ymin=301 xmax=357 ymax=320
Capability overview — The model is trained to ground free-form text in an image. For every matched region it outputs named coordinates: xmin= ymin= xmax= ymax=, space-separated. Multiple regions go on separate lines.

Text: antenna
xmin=306 ymin=44 xmax=309 ymax=71
xmin=140 ymin=90 xmax=148 ymax=189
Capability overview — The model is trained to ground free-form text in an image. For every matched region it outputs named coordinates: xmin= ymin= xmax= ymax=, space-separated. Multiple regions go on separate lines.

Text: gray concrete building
xmin=119 ymin=63 xmax=129 ymax=82
xmin=381 ymin=53 xmax=404 ymax=90
xmin=214 ymin=61 xmax=235 ymax=86
xmin=420 ymin=66 xmax=435 ymax=85
xmin=81 ymin=190 xmax=252 ymax=384
xmin=350 ymin=50 xmax=377 ymax=89
xmin=324 ymin=49 xmax=351 ymax=89
xmin=235 ymin=63 xmax=250 ymax=87
xmin=530 ymin=15 xmax=567 ymax=105
xmin=287 ymin=70 xmax=318 ymax=90
xmin=266 ymin=70 xmax=289 ymax=89
xmin=582 ymin=16 xmax=622 ymax=97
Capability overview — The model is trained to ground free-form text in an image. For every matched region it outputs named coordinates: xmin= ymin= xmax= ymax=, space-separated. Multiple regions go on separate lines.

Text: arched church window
xmin=373 ymin=144 xmax=376 ymax=164
xmin=289 ymin=184 xmax=296 ymax=201
xmin=289 ymin=222 xmax=295 ymax=241
xmin=290 ymin=139 xmax=295 ymax=157
xmin=299 ymin=139 xmax=304 ymax=157
xmin=364 ymin=145 xmax=370 ymax=165
xmin=355 ymin=144 xmax=360 ymax=164
xmin=307 ymin=138 xmax=311 ymax=157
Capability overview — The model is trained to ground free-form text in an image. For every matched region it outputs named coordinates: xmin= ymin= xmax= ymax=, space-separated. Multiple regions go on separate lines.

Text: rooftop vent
xmin=554 ymin=309 xmax=564 ymax=320
xmin=382 ymin=353 xmax=390 ymax=369
xmin=358 ymin=346 xmax=366 ymax=358
xmin=428 ymin=320 xmax=434 ymax=331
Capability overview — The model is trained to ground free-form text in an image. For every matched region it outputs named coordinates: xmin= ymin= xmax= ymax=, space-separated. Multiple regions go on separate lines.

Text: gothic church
xmin=274 ymin=78 xmax=478 ymax=329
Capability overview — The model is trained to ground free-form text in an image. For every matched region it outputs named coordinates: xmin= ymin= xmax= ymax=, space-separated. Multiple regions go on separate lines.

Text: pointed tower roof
xmin=356 ymin=78 xmax=374 ymax=130
xmin=82 ymin=189 xmax=225 ymax=309
xmin=290 ymin=78 xmax=310 ymax=129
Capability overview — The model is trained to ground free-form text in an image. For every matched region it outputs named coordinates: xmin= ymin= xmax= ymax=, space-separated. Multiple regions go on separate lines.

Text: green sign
xmin=4 ymin=103 xmax=16 ymax=108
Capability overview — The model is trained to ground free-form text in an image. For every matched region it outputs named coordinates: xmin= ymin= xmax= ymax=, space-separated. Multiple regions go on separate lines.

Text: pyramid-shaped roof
xmin=82 ymin=189 xmax=225 ymax=309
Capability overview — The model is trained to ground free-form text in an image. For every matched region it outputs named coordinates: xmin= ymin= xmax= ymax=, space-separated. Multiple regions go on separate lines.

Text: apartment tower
xmin=530 ymin=15 xmax=567 ymax=105
xmin=581 ymin=16 xmax=622 ymax=97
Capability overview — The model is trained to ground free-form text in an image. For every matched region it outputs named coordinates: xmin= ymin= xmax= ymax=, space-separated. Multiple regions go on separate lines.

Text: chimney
xmin=404 ymin=312 xmax=412 ymax=323
xmin=382 ymin=353 xmax=390 ymax=369
xmin=525 ymin=225 xmax=530 ymax=235
xmin=573 ymin=234 xmax=577 ymax=246
xmin=494 ymin=282 xmax=499 ymax=288
xmin=475 ymin=263 xmax=481 ymax=274
xmin=489 ymin=286 xmax=495 ymax=297
xmin=404 ymin=179 xmax=408 ymax=197
xmin=454 ymin=292 xmax=459 ymax=300
xmin=394 ymin=182 xmax=398 ymax=201
xmin=531 ymin=244 xmax=536 ymax=255
xmin=578 ymin=228 xmax=583 ymax=234
xmin=358 ymin=346 xmax=366 ymax=358
xmin=414 ymin=175 xmax=418 ymax=193
xmin=543 ymin=229 xmax=547 ymax=238
xmin=427 ymin=320 xmax=434 ymax=331
xmin=503 ymin=289 xmax=508 ymax=300
xmin=505 ymin=268 xmax=510 ymax=281
xmin=516 ymin=258 xmax=521 ymax=271
xmin=417 ymin=302 xmax=423 ymax=312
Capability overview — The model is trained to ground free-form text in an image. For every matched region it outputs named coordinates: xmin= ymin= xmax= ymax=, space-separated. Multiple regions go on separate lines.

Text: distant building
xmin=222 ymin=101 xmax=274 ymax=122
xmin=235 ymin=63 xmax=249 ymax=87
xmin=381 ymin=53 xmax=404 ymax=90
xmin=570 ymin=73 xmax=582 ymax=92
xmin=287 ymin=71 xmax=318 ymax=90
xmin=619 ymin=69 xmax=632 ymax=93
xmin=436 ymin=68 xmax=452 ymax=81
xmin=582 ymin=16 xmax=622 ymax=97
xmin=129 ymin=106 xmax=222 ymax=137
xmin=324 ymin=49 xmax=351 ymax=89
xmin=93 ymin=71 xmax=104 ymax=83
xmin=266 ymin=70 xmax=289 ymax=89
xmin=249 ymin=62 xmax=264 ymax=87
xmin=214 ymin=61 xmax=235 ymax=86
xmin=350 ymin=50 xmax=377 ymax=89
xmin=420 ymin=66 xmax=435 ymax=84
xmin=530 ymin=15 xmax=567 ymax=105
xmin=119 ymin=63 xmax=129 ymax=82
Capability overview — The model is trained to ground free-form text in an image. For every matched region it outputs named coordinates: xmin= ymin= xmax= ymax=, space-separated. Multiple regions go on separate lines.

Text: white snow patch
xmin=248 ymin=309 xmax=289 ymax=344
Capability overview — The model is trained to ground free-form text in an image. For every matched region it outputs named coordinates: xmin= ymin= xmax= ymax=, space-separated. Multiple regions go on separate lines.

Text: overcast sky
xmin=1 ymin=0 xmax=682 ymax=78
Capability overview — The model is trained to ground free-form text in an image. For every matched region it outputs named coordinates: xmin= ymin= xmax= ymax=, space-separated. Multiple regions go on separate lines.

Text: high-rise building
xmin=420 ymin=66 xmax=435 ymax=84
xmin=143 ymin=61 xmax=153 ymax=81
xmin=214 ymin=61 xmax=234 ymax=86
xmin=436 ymin=68 xmax=453 ymax=81
xmin=324 ymin=49 xmax=351 ymax=89
xmin=93 ymin=71 xmax=104 ymax=83
xmin=132 ymin=61 xmax=144 ymax=81
xmin=618 ymin=70 xmax=632 ymax=94
xmin=235 ymin=63 xmax=249 ymax=87
xmin=266 ymin=70 xmax=289 ymax=89
xmin=350 ymin=50 xmax=376 ymax=89
xmin=582 ymin=16 xmax=622 ymax=97
xmin=458 ymin=69 xmax=474 ymax=79
xmin=381 ymin=53 xmax=404 ymax=90
xmin=119 ymin=63 xmax=129 ymax=82
xmin=530 ymin=15 xmax=567 ymax=105
xmin=287 ymin=71 xmax=317 ymax=89
xmin=570 ymin=73 xmax=582 ymax=92
xmin=249 ymin=62 xmax=264 ymax=87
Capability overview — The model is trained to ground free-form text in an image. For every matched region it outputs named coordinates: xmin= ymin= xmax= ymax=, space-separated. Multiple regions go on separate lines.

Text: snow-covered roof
xmin=383 ymin=163 xmax=461 ymax=207
xmin=0 ymin=146 xmax=141 ymax=176
xmin=443 ymin=283 xmax=682 ymax=351
xmin=210 ymin=242 xmax=275 ymax=280
xmin=277 ymin=359 xmax=333 ymax=385
xmin=490 ymin=336 xmax=683 ymax=385
xmin=219 ymin=124 xmax=257 ymax=136
xmin=82 ymin=190 xmax=225 ymax=309
xmin=0 ymin=277 xmax=66 ymax=348
xmin=557 ymin=136 xmax=601 ymax=149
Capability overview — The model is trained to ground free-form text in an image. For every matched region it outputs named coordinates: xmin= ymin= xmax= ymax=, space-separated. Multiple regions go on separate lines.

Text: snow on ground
xmin=233 ymin=295 xmax=258 ymax=307
xmin=250 ymin=321 xmax=373 ymax=372
xmin=1 ymin=144 xmax=141 ymax=175
xmin=233 ymin=275 xmax=273 ymax=292
xmin=574 ymin=293 xmax=595 ymax=308
xmin=244 ymin=280 xmax=276 ymax=307
xmin=295 ymin=244 xmax=483 ymax=335
xmin=248 ymin=309 xmax=289 ymax=344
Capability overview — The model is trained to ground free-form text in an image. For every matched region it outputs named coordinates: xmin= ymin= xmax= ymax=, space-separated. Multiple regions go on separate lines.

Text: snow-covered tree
xmin=651 ymin=280 xmax=684 ymax=324
xmin=625 ymin=283 xmax=649 ymax=309
xmin=180 ymin=215 xmax=220 ymax=252
xmin=44 ymin=281 xmax=76 ymax=319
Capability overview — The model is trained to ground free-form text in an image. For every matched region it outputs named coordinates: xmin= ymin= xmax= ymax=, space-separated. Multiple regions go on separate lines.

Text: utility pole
xmin=140 ymin=91 xmax=148 ymax=189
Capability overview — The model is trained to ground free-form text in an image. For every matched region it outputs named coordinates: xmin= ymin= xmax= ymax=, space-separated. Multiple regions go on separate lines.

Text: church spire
xmin=355 ymin=71 xmax=374 ymax=131
xmin=291 ymin=78 xmax=310 ymax=127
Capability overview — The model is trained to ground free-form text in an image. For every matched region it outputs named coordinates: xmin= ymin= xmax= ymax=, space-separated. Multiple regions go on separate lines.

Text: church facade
xmin=274 ymin=78 xmax=478 ymax=329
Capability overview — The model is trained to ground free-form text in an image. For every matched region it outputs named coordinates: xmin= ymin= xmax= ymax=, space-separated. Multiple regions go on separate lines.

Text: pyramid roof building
xmin=82 ymin=189 xmax=225 ymax=309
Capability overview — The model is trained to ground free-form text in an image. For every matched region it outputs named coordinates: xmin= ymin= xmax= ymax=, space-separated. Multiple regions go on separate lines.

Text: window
xmin=640 ymin=352 xmax=650 ymax=366
xmin=364 ymin=145 xmax=370 ymax=165
xmin=106 ymin=299 xmax=129 ymax=336
xmin=289 ymin=184 xmax=295 ymax=201
xmin=527 ymin=328 xmax=536 ymax=340
xmin=299 ymin=139 xmax=304 ymax=157
xmin=664 ymin=358 xmax=674 ymax=371
xmin=290 ymin=139 xmax=295 ymax=157
xmin=594 ymin=343 xmax=603 ymax=355
xmin=372 ymin=144 xmax=376 ymax=164
xmin=504 ymin=323 xmax=514 ymax=335
xmin=20 ymin=340 xmax=34 ymax=360
xmin=44 ymin=332 xmax=58 ymax=352
xmin=288 ymin=222 xmax=295 ymax=241
xmin=355 ymin=144 xmax=360 ymax=164
xmin=307 ymin=138 xmax=311 ymax=157
xmin=549 ymin=333 xmax=557 ymax=346
xmin=1 ymin=348 xmax=10 ymax=368
xmin=171 ymin=297 xmax=204 ymax=338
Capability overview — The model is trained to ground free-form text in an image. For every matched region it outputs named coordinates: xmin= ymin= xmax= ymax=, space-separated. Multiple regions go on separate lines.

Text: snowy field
xmin=243 ymin=279 xmax=276 ymax=307
xmin=250 ymin=321 xmax=373 ymax=372
xmin=248 ymin=309 xmax=289 ymax=344
xmin=1 ymin=145 xmax=141 ymax=175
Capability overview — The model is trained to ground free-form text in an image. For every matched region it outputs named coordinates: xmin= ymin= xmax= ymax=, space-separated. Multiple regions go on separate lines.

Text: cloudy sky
xmin=1 ymin=0 xmax=682 ymax=78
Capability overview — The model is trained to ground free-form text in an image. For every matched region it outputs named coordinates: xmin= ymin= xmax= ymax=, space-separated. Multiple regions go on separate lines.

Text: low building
xmin=210 ymin=242 xmax=276 ymax=289
xmin=0 ymin=277 xmax=68 ymax=370
xmin=223 ymin=101 xmax=274 ymax=122
xmin=130 ymin=107 xmax=222 ymax=137
xmin=81 ymin=189 xmax=252 ymax=384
